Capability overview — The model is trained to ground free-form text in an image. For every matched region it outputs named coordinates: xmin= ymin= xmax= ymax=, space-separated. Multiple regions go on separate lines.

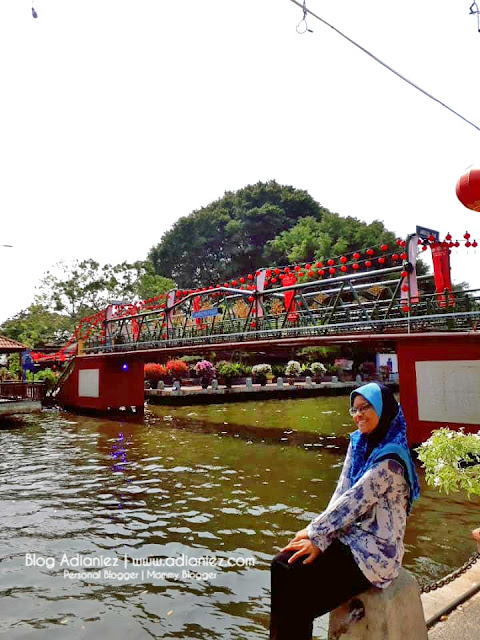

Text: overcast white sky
xmin=1 ymin=0 xmax=479 ymax=323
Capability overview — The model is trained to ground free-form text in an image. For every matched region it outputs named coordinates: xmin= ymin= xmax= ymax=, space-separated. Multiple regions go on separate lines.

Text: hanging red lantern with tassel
xmin=456 ymin=166 xmax=480 ymax=211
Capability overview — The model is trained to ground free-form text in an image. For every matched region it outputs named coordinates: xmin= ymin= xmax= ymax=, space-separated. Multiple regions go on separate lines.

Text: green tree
xmin=264 ymin=213 xmax=397 ymax=264
xmin=0 ymin=304 xmax=73 ymax=348
xmin=36 ymin=259 xmax=175 ymax=323
xmin=148 ymin=180 xmax=326 ymax=286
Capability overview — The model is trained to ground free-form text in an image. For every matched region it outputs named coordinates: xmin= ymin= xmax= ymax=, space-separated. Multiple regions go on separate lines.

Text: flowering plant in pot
xmin=195 ymin=360 xmax=216 ymax=388
xmin=310 ymin=362 xmax=327 ymax=382
xmin=252 ymin=363 xmax=272 ymax=386
xmin=144 ymin=363 xmax=167 ymax=389
xmin=166 ymin=359 xmax=189 ymax=386
xmin=285 ymin=360 xmax=301 ymax=385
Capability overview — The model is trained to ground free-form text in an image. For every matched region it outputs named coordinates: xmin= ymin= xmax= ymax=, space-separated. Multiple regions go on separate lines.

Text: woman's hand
xmin=281 ymin=537 xmax=321 ymax=565
xmin=472 ymin=528 xmax=480 ymax=544
xmin=290 ymin=528 xmax=309 ymax=542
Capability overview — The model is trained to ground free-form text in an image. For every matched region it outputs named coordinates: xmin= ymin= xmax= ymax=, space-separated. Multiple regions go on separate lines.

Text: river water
xmin=0 ymin=397 xmax=479 ymax=639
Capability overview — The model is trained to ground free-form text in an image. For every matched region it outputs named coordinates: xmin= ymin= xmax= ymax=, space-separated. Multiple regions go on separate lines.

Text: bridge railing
xmin=82 ymin=286 xmax=480 ymax=354
xmin=0 ymin=382 xmax=46 ymax=401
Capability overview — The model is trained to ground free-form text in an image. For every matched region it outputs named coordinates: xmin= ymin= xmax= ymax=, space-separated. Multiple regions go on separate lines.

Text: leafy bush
xmin=216 ymin=361 xmax=242 ymax=379
xmin=27 ymin=367 xmax=59 ymax=389
xmin=144 ymin=363 xmax=167 ymax=380
xmin=271 ymin=364 xmax=285 ymax=378
xmin=166 ymin=359 xmax=189 ymax=379
xmin=285 ymin=360 xmax=301 ymax=376
xmin=310 ymin=362 xmax=327 ymax=375
xmin=416 ymin=428 xmax=480 ymax=498
xmin=0 ymin=367 xmax=14 ymax=381
xmin=325 ymin=364 xmax=339 ymax=376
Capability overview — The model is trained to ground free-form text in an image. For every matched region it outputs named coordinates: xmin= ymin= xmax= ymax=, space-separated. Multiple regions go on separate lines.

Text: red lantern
xmin=250 ymin=321 xmax=257 ymax=328
xmin=316 ymin=261 xmax=323 ymax=268
xmin=329 ymin=267 xmax=336 ymax=275
xmin=400 ymin=252 xmax=407 ymax=260
xmin=464 ymin=231 xmax=471 ymax=240
xmin=392 ymin=253 xmax=399 ymax=261
xmin=271 ymin=277 xmax=278 ymax=284
xmin=445 ymin=233 xmax=452 ymax=241
xmin=380 ymin=244 xmax=388 ymax=252
xmin=298 ymin=271 xmax=304 ymax=277
xmin=318 ymin=269 xmax=325 ymax=276
xmin=247 ymin=274 xmax=254 ymax=280
xmin=353 ymin=252 xmax=361 ymax=260
xmin=422 ymin=245 xmax=428 ymax=251
xmin=466 ymin=241 xmax=471 ymax=248
xmin=327 ymin=259 xmax=335 ymax=266
xmin=308 ymin=270 xmax=315 ymax=277
xmin=340 ymin=256 xmax=348 ymax=264
xmin=454 ymin=241 xmax=460 ymax=247
xmin=456 ymin=167 xmax=480 ymax=211
xmin=305 ymin=264 xmax=311 ymax=270
xmin=473 ymin=240 xmax=478 ymax=248
xmin=378 ymin=257 xmax=386 ymax=264
xmin=248 ymin=296 xmax=255 ymax=303
xmin=366 ymin=248 xmax=374 ymax=256
xmin=274 ymin=268 xmax=281 ymax=275
xmin=340 ymin=265 xmax=348 ymax=272
xmin=365 ymin=260 xmax=372 ymax=268
xmin=294 ymin=265 xmax=301 ymax=271
xmin=352 ymin=263 xmax=360 ymax=270
xmin=239 ymin=277 xmax=245 ymax=284
xmin=402 ymin=305 xmax=410 ymax=313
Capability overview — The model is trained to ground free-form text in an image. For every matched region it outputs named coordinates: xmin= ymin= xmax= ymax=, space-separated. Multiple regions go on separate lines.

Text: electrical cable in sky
xmin=289 ymin=0 xmax=480 ymax=133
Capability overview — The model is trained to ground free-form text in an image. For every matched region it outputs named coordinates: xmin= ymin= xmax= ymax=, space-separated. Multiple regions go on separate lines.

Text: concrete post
xmin=245 ymin=377 xmax=253 ymax=390
xmin=276 ymin=377 xmax=284 ymax=389
xmin=328 ymin=568 xmax=427 ymax=640
xmin=306 ymin=376 xmax=314 ymax=388
xmin=211 ymin=379 xmax=219 ymax=392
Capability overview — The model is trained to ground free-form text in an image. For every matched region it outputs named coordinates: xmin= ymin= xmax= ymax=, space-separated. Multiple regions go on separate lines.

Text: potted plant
xmin=310 ymin=362 xmax=327 ymax=383
xmin=285 ymin=360 xmax=301 ymax=385
xmin=194 ymin=360 xmax=216 ymax=389
xmin=416 ymin=428 xmax=480 ymax=553
xmin=359 ymin=361 xmax=376 ymax=381
xmin=252 ymin=363 xmax=272 ymax=386
xmin=216 ymin=361 xmax=242 ymax=388
xmin=325 ymin=363 xmax=340 ymax=382
xmin=166 ymin=359 xmax=189 ymax=387
xmin=144 ymin=363 xmax=167 ymax=389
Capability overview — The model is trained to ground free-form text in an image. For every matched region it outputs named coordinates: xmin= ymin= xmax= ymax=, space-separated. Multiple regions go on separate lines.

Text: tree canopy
xmin=0 ymin=259 xmax=175 ymax=348
xmin=148 ymin=180 xmax=328 ymax=287
xmin=148 ymin=180 xmax=400 ymax=286
xmin=36 ymin=259 xmax=175 ymax=322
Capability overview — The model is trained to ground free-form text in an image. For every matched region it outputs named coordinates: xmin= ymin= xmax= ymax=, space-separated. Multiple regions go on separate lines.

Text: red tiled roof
xmin=0 ymin=335 xmax=28 ymax=352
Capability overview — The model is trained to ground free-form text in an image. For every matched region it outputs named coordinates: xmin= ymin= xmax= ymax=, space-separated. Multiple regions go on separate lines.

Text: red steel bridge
xmin=45 ymin=232 xmax=480 ymax=443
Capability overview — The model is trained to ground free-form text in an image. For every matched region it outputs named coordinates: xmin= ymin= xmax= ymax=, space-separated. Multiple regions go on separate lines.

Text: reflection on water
xmin=0 ymin=397 xmax=478 ymax=639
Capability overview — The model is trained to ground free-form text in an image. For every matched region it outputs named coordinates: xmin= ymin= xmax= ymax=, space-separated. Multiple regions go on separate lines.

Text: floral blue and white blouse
xmin=306 ymin=442 xmax=410 ymax=588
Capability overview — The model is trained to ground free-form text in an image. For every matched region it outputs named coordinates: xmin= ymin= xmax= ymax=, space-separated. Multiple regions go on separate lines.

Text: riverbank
xmin=145 ymin=380 xmax=399 ymax=406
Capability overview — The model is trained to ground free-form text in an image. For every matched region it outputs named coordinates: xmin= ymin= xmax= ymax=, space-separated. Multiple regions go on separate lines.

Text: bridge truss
xmin=84 ymin=266 xmax=480 ymax=355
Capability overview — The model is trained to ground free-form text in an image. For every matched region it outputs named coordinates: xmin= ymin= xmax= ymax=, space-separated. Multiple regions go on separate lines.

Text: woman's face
xmin=352 ymin=394 xmax=380 ymax=434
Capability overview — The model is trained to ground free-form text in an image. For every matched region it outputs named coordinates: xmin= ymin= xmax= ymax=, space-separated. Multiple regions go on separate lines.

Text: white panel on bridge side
xmin=78 ymin=369 xmax=100 ymax=398
xmin=416 ymin=360 xmax=480 ymax=425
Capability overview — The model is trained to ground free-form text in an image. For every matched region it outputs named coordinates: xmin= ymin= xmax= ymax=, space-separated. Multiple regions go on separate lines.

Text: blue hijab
xmin=349 ymin=382 xmax=420 ymax=514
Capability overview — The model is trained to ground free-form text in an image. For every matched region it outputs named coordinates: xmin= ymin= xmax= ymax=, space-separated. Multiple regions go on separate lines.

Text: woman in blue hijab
xmin=269 ymin=383 xmax=420 ymax=640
